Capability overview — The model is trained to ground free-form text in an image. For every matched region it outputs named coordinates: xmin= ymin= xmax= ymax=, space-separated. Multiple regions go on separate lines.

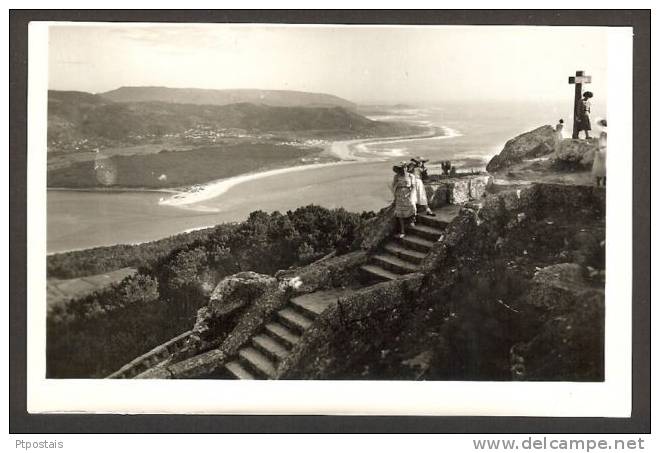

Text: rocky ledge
xmin=486 ymin=125 xmax=599 ymax=185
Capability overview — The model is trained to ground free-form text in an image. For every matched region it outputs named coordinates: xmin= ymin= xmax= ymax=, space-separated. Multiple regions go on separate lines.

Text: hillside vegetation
xmin=47 ymin=228 xmax=216 ymax=279
xmin=46 ymin=205 xmax=376 ymax=378
xmin=101 ymin=86 xmax=357 ymax=110
xmin=48 ymin=90 xmax=379 ymax=145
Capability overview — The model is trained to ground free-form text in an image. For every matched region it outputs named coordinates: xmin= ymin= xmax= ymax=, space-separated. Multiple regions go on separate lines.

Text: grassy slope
xmin=47 ymin=267 xmax=138 ymax=308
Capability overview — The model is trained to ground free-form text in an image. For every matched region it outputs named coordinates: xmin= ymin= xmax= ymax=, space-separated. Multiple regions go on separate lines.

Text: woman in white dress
xmin=592 ymin=119 xmax=607 ymax=187
xmin=408 ymin=157 xmax=435 ymax=217
xmin=554 ymin=119 xmax=565 ymax=153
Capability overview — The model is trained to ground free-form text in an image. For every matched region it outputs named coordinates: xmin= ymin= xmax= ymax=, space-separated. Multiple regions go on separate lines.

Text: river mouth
xmin=47 ymin=103 xmax=558 ymax=254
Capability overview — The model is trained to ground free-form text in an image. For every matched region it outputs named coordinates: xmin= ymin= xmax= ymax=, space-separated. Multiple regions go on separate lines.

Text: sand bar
xmin=159 ymin=126 xmax=459 ymax=208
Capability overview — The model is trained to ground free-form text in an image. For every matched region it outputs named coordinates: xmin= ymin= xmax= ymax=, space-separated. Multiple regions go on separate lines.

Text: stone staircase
xmin=224 ymin=206 xmax=461 ymax=379
xmin=224 ymin=288 xmax=350 ymax=379
xmin=360 ymin=206 xmax=459 ymax=282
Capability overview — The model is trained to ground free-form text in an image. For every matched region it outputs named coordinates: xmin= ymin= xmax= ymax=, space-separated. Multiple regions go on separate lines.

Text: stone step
xmin=409 ymin=223 xmax=445 ymax=241
xmin=383 ymin=242 xmax=427 ymax=264
xmin=416 ymin=212 xmax=450 ymax=229
xmin=238 ymin=346 xmax=276 ymax=379
xmin=225 ymin=360 xmax=255 ymax=380
xmin=264 ymin=322 xmax=301 ymax=348
xmin=277 ymin=308 xmax=313 ymax=334
xmin=418 ymin=205 xmax=461 ymax=227
xmin=436 ymin=204 xmax=462 ymax=221
xmin=373 ymin=253 xmax=419 ymax=274
xmin=398 ymin=234 xmax=435 ymax=253
xmin=252 ymin=334 xmax=289 ymax=362
xmin=290 ymin=289 xmax=345 ymax=317
xmin=360 ymin=264 xmax=400 ymax=282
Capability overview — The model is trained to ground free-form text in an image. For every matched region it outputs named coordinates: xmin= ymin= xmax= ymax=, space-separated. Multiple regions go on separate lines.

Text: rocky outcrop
xmin=523 ymin=263 xmax=590 ymax=320
xmin=484 ymin=126 xmax=600 ymax=186
xmin=172 ymin=272 xmax=278 ymax=360
xmin=552 ymin=138 xmax=598 ymax=170
xmin=207 ymin=272 xmax=277 ymax=317
xmin=486 ymin=125 xmax=559 ymax=172
xmin=511 ymin=263 xmax=604 ymax=381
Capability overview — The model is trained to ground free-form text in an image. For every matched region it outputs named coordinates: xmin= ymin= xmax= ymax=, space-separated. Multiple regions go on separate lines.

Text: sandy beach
xmin=329 ymin=126 xmax=458 ymax=160
xmin=158 ymin=161 xmax=353 ymax=208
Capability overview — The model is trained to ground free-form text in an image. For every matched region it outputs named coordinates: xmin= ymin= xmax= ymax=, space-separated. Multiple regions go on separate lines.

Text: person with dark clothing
xmin=576 ymin=91 xmax=593 ymax=139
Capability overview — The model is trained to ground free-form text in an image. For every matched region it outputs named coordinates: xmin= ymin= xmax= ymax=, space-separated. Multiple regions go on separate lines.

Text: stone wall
xmin=276 ymin=273 xmax=426 ymax=379
xmin=107 ymin=330 xmax=192 ymax=379
xmin=424 ymin=174 xmax=493 ymax=207
xmin=275 ymin=250 xmax=368 ymax=293
xmin=357 ymin=204 xmax=396 ymax=253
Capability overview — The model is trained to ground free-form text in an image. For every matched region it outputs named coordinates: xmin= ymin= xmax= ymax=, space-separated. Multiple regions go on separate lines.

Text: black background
xmin=9 ymin=9 xmax=651 ymax=434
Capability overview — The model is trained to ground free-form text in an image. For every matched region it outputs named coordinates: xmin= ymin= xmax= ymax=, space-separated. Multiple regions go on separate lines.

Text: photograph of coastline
xmin=42 ymin=23 xmax=612 ymax=386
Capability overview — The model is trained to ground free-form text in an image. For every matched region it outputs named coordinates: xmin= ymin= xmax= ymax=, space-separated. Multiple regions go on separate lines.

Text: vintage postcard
xmin=26 ymin=21 xmax=633 ymax=416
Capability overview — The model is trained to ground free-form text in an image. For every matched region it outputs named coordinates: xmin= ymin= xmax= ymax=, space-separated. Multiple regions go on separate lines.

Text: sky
xmin=48 ymin=24 xmax=609 ymax=105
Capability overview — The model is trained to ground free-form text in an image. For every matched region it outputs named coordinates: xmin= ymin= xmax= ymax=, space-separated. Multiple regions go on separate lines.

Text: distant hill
xmin=47 ymin=90 xmax=384 ymax=144
xmin=100 ymin=87 xmax=357 ymax=110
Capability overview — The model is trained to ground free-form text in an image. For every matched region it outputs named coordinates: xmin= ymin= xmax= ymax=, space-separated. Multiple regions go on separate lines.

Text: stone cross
xmin=568 ymin=70 xmax=592 ymax=139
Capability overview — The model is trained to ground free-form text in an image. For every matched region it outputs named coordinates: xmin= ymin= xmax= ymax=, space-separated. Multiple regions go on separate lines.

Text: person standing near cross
xmin=568 ymin=70 xmax=593 ymax=139
xmin=576 ymin=91 xmax=594 ymax=139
